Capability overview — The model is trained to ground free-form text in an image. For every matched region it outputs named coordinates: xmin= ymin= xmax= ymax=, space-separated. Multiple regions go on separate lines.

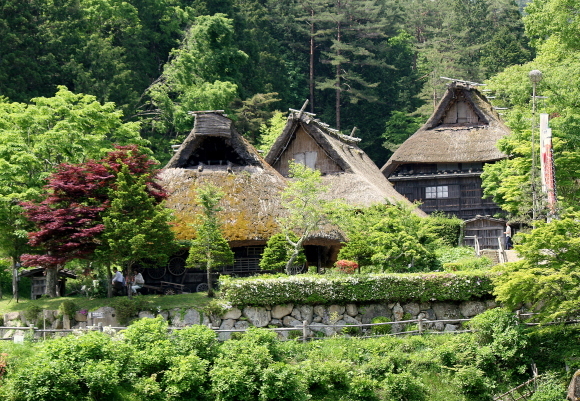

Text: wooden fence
xmin=3 ymin=311 xmax=571 ymax=343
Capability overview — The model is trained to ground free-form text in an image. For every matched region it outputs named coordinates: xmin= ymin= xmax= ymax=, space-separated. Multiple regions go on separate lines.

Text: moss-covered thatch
xmin=160 ymin=111 xmax=289 ymax=245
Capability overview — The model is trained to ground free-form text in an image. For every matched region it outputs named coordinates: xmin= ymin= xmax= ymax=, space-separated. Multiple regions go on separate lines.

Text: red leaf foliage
xmin=20 ymin=145 xmax=165 ymax=268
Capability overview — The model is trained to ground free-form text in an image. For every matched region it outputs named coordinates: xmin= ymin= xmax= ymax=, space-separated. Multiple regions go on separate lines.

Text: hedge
xmin=219 ymin=272 xmax=496 ymax=306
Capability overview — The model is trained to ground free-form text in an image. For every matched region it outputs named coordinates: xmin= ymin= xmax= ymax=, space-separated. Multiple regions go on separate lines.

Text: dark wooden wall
xmin=393 ymin=175 xmax=502 ymax=219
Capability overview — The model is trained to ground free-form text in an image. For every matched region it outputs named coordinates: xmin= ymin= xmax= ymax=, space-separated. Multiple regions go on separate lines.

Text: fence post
xmin=418 ymin=316 xmax=423 ymax=334
xmin=98 ymin=322 xmax=103 ymax=332
xmin=302 ymin=320 xmax=308 ymax=343
xmin=516 ymin=310 xmax=521 ymax=322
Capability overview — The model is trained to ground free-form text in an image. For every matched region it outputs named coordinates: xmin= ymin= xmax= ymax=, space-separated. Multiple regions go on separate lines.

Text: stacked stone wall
xmin=1 ymin=299 xmax=497 ymax=340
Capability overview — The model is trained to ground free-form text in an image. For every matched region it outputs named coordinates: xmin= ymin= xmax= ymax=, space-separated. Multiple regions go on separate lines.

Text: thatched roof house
xmin=161 ymin=111 xmax=286 ymax=246
xmin=381 ymin=81 xmax=510 ymax=219
xmin=266 ymin=108 xmax=419 ymax=209
xmin=160 ymin=111 xmax=287 ymax=273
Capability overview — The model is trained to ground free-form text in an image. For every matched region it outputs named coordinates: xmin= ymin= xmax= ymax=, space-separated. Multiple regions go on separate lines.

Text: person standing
xmin=504 ymin=223 xmax=513 ymax=250
xmin=112 ymin=268 xmax=125 ymax=295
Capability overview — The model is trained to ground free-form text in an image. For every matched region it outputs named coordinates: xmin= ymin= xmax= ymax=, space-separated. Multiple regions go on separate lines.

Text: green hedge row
xmin=219 ymin=272 xmax=496 ymax=306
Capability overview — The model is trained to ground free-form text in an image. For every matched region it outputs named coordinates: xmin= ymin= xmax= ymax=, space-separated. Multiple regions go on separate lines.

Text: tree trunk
xmin=285 ymin=236 xmax=306 ymax=275
xmin=309 ymin=11 xmax=315 ymax=113
xmin=206 ymin=258 xmax=214 ymax=297
xmin=55 ymin=266 xmax=61 ymax=297
xmin=45 ymin=266 xmax=58 ymax=297
xmin=127 ymin=262 xmax=134 ymax=299
xmin=11 ymin=257 xmax=18 ymax=302
xmin=107 ymin=262 xmax=113 ymax=298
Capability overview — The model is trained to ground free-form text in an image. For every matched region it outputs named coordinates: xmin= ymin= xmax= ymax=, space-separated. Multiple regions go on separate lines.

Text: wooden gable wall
xmin=272 ymin=126 xmax=343 ymax=176
xmin=442 ymin=94 xmax=480 ymax=125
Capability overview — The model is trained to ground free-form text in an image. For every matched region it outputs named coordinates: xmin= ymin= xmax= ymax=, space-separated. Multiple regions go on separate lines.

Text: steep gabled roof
xmin=160 ymin=112 xmax=287 ymax=245
xmin=166 ymin=111 xmax=263 ymax=169
xmin=381 ymin=82 xmax=510 ymax=176
xmin=266 ymin=109 xmax=419 ymax=210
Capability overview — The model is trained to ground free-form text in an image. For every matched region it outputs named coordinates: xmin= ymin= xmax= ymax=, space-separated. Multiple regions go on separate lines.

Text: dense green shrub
xmin=529 ymin=373 xmax=567 ymax=401
xmin=57 ymin=300 xmax=78 ymax=319
xmin=302 ymin=359 xmax=351 ymax=397
xmin=122 ymin=317 xmax=178 ymax=377
xmin=258 ymin=362 xmax=309 ymax=401
xmin=24 ymin=304 xmax=42 ymax=324
xmin=371 ymin=316 xmax=392 ymax=335
xmin=162 ymin=354 xmax=210 ymax=400
xmin=170 ymin=324 xmax=219 ymax=361
xmin=425 ymin=213 xmax=463 ymax=247
xmin=452 ymin=365 xmax=492 ymax=401
xmin=361 ymin=354 xmax=401 ymax=379
xmin=382 ymin=372 xmax=427 ymax=401
xmin=469 ymin=308 xmax=528 ymax=379
xmin=347 ymin=374 xmax=380 ymax=401
xmin=110 ymin=296 xmax=151 ymax=325
xmin=220 ymin=272 xmax=495 ymax=306
xmin=80 ymin=360 xmax=121 ymax=399
xmin=1 ymin=331 xmax=127 ymax=401
xmin=443 ymin=256 xmax=493 ymax=271
xmin=435 ymin=246 xmax=476 ymax=265
xmin=259 ymin=233 xmax=306 ymax=272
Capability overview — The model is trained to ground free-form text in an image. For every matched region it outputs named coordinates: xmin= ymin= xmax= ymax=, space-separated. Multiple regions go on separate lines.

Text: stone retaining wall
xmin=1 ymin=299 xmax=497 ymax=340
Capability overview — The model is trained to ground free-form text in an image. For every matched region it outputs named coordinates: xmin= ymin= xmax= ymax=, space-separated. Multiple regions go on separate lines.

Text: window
xmin=426 ymin=185 xmax=449 ymax=198
xmin=294 ymin=151 xmax=317 ymax=169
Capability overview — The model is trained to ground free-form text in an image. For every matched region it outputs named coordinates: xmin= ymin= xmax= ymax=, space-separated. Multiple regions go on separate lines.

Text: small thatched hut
xmin=160 ymin=111 xmax=287 ymax=277
xmin=381 ymin=81 xmax=510 ymax=220
xmin=266 ymin=108 xmax=419 ymax=208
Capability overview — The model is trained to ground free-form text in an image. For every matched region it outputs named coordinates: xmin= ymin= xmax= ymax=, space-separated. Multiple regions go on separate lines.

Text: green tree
xmin=314 ymin=0 xmax=398 ymax=130
xmin=0 ymin=87 xmax=143 ymax=298
xmin=492 ymin=210 xmax=580 ymax=322
xmin=481 ymin=0 xmax=580 ymax=218
xmin=338 ymin=204 xmax=439 ymax=272
xmin=98 ymin=165 xmax=176 ymax=297
xmin=142 ymin=13 xmax=247 ymax=146
xmin=186 ymin=183 xmax=234 ymax=297
xmin=257 ymin=111 xmax=287 ymax=154
xmin=382 ymin=110 xmax=423 ymax=158
xmin=0 ymin=0 xmax=192 ymax=113
xmin=231 ymin=92 xmax=281 ymax=143
xmin=259 ymin=233 xmax=306 ymax=273
xmin=279 ymin=162 xmax=334 ymax=275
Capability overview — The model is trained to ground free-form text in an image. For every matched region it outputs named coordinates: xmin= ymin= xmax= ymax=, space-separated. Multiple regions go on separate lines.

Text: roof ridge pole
xmin=297 ymin=99 xmax=309 ymax=119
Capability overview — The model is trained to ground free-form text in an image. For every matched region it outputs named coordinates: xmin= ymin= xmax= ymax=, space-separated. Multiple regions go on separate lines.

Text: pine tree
xmin=98 ymin=165 xmax=176 ymax=297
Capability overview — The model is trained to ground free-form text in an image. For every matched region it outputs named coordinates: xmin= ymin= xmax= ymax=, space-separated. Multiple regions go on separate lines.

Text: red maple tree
xmin=20 ymin=146 xmax=167 ymax=296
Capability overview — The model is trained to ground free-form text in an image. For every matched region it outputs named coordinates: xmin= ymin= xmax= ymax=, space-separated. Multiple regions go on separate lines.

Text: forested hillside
xmin=0 ymin=0 xmax=532 ymax=164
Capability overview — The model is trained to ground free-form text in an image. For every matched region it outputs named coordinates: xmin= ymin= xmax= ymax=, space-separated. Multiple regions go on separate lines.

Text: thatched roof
xmin=381 ymin=82 xmax=510 ymax=176
xmin=161 ymin=112 xmax=288 ymax=246
xmin=166 ymin=112 xmax=263 ymax=169
xmin=265 ymin=109 xmax=420 ymax=211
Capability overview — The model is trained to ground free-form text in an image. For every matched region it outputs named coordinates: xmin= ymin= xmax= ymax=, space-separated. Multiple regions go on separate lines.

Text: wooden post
xmin=98 ymin=322 xmax=103 ymax=332
xmin=302 ymin=320 xmax=308 ymax=343
xmin=418 ymin=315 xmax=423 ymax=334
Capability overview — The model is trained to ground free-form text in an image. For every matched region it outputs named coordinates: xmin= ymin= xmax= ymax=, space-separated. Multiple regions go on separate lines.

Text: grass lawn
xmin=0 ymin=292 xmax=215 ymax=315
